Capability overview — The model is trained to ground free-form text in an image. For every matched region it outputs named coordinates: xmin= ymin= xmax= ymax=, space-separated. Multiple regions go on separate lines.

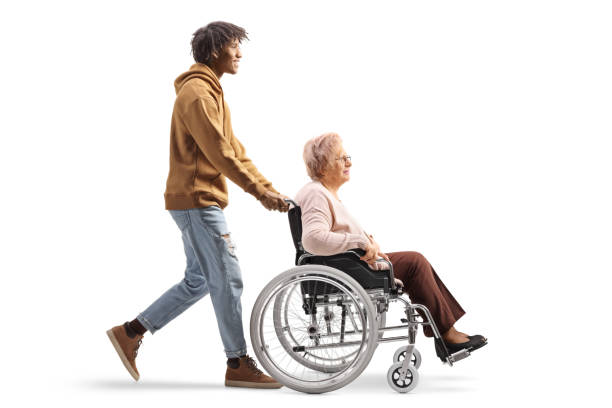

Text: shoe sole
xmin=469 ymin=340 xmax=488 ymax=352
xmin=106 ymin=329 xmax=139 ymax=381
xmin=225 ymin=379 xmax=283 ymax=389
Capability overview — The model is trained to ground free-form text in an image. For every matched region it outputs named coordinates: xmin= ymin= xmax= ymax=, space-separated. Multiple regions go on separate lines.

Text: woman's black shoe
xmin=435 ymin=335 xmax=488 ymax=362
xmin=467 ymin=335 xmax=488 ymax=351
xmin=435 ymin=338 xmax=468 ymax=362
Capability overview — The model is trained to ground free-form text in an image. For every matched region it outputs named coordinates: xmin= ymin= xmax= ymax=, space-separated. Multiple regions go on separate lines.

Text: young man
xmin=106 ymin=22 xmax=288 ymax=389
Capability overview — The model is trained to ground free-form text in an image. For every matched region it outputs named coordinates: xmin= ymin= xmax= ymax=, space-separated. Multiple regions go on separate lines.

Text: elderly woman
xmin=294 ymin=132 xmax=487 ymax=356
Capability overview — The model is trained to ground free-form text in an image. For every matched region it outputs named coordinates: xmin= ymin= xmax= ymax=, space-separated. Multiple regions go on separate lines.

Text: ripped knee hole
xmin=221 ymin=234 xmax=237 ymax=256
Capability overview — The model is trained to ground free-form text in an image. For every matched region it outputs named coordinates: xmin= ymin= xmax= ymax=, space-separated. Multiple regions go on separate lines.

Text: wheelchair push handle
xmin=284 ymin=198 xmax=299 ymax=208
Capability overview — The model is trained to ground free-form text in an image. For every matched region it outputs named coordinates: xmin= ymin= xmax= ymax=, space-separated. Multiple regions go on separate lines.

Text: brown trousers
xmin=386 ymin=251 xmax=465 ymax=337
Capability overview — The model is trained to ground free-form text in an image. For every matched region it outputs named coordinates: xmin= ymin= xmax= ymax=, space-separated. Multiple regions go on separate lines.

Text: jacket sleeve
xmin=181 ymin=97 xmax=268 ymax=199
xmin=300 ymin=190 xmax=370 ymax=255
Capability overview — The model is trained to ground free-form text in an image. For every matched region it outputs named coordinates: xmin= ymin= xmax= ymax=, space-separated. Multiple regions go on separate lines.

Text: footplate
xmin=448 ymin=349 xmax=471 ymax=364
xmin=434 ymin=338 xmax=472 ymax=366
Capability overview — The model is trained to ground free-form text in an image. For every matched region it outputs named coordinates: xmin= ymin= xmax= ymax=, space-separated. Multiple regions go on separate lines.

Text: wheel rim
xmin=391 ymin=367 xmax=414 ymax=388
xmin=259 ymin=274 xmax=371 ymax=384
xmin=399 ymin=351 xmax=418 ymax=366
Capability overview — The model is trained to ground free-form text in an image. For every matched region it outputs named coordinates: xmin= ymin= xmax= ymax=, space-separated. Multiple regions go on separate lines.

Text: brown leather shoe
xmin=106 ymin=323 xmax=143 ymax=381
xmin=225 ymin=355 xmax=283 ymax=389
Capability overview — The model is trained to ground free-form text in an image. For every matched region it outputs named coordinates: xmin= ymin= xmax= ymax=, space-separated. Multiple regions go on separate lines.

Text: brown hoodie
xmin=164 ymin=63 xmax=277 ymax=210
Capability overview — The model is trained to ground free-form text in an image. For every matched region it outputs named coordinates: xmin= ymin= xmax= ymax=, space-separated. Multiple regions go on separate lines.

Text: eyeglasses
xmin=335 ymin=155 xmax=352 ymax=163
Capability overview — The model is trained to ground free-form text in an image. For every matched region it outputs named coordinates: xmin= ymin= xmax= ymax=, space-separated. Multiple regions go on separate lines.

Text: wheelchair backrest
xmin=288 ymin=204 xmax=305 ymax=264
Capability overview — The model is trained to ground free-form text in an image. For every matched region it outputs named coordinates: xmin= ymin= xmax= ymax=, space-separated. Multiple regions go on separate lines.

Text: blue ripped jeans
xmin=137 ymin=206 xmax=247 ymax=358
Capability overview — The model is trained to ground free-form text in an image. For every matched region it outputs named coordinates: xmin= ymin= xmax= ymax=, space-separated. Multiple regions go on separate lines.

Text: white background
xmin=1 ymin=0 xmax=611 ymax=406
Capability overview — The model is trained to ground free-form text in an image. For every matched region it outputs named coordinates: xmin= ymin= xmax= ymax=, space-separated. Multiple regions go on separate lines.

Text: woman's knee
xmin=409 ymin=252 xmax=433 ymax=277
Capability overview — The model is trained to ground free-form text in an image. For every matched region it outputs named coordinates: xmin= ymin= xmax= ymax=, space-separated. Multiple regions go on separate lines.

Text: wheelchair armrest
xmin=342 ymin=249 xmax=396 ymax=287
xmin=300 ymin=248 xmax=368 ymax=267
xmin=298 ymin=248 xmax=396 ymax=292
xmin=346 ymin=248 xmax=366 ymax=257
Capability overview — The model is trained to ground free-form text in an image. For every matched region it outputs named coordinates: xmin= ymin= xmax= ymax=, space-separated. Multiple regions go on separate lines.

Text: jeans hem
xmin=137 ymin=313 xmax=157 ymax=334
xmin=225 ymin=347 xmax=248 ymax=359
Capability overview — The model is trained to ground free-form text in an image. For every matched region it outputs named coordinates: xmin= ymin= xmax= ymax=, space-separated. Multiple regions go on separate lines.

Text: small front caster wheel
xmin=387 ymin=362 xmax=419 ymax=393
xmin=393 ymin=346 xmax=422 ymax=369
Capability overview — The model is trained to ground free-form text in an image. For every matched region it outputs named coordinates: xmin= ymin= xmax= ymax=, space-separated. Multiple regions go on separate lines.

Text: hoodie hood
xmin=174 ymin=63 xmax=222 ymax=95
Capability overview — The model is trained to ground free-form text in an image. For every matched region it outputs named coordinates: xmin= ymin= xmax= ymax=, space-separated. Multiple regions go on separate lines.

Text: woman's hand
xmin=360 ymin=242 xmax=378 ymax=265
xmin=360 ymin=236 xmax=389 ymax=266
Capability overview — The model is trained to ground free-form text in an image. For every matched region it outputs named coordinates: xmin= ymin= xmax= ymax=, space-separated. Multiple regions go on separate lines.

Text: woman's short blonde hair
xmin=303 ymin=132 xmax=342 ymax=181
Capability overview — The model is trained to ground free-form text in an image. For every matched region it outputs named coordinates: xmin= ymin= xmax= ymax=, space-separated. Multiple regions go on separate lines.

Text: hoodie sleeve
xmin=181 ymin=97 xmax=268 ymax=200
xmin=232 ymin=135 xmax=279 ymax=194
xmin=300 ymin=188 xmax=370 ymax=255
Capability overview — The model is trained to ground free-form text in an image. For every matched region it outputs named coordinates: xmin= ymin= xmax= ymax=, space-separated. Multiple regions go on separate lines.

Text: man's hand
xmin=260 ymin=191 xmax=290 ymax=212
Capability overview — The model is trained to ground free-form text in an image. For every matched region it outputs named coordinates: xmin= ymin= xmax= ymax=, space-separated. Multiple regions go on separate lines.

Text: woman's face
xmin=321 ymin=143 xmax=352 ymax=188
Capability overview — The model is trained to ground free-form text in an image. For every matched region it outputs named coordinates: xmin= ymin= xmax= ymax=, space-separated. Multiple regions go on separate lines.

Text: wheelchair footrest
xmin=434 ymin=337 xmax=471 ymax=365
xmin=448 ymin=349 xmax=471 ymax=363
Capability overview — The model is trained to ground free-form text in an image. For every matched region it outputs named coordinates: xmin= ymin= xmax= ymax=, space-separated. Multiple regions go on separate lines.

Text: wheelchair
xmin=250 ymin=200 xmax=473 ymax=393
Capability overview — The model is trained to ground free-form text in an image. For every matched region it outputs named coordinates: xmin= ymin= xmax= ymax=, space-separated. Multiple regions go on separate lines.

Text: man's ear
xmin=211 ymin=51 xmax=219 ymax=60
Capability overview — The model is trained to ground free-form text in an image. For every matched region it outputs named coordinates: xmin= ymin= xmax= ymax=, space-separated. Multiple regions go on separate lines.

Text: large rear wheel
xmin=251 ymin=265 xmax=378 ymax=394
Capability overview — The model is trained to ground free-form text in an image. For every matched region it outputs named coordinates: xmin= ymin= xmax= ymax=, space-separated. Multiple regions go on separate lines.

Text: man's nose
xmin=236 ymin=48 xmax=242 ymax=58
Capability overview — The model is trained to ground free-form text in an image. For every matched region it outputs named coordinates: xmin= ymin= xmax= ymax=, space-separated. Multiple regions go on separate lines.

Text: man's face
xmin=214 ymin=38 xmax=242 ymax=75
